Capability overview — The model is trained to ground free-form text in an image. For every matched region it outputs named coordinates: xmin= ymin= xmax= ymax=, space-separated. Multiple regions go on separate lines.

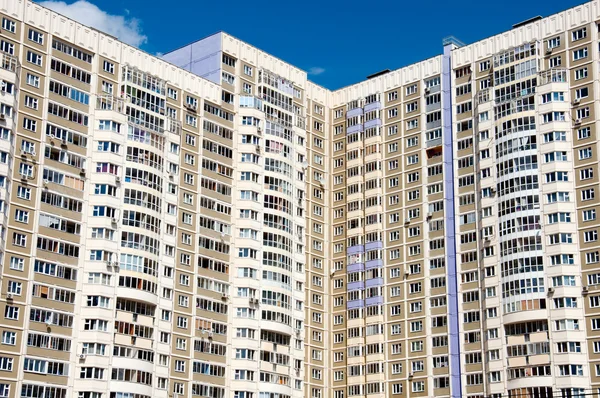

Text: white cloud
xmin=308 ymin=66 xmax=325 ymax=76
xmin=39 ymin=0 xmax=147 ymax=47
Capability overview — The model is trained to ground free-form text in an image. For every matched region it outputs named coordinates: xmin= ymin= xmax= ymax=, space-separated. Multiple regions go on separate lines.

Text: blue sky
xmin=39 ymin=0 xmax=584 ymax=89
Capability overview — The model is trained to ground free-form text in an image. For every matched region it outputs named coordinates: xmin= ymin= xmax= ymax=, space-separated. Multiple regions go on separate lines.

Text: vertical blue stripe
xmin=442 ymin=43 xmax=462 ymax=398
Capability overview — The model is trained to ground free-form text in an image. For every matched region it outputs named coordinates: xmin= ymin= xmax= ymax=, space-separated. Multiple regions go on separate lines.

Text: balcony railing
xmin=538 ymin=68 xmax=567 ymax=85
xmin=239 ymin=96 xmax=263 ymax=110
xmin=96 ymin=95 xmax=125 ymax=113
xmin=166 ymin=118 xmax=181 ymax=135
xmin=476 ymin=89 xmax=490 ymax=104
xmin=0 ymin=53 xmax=17 ymax=73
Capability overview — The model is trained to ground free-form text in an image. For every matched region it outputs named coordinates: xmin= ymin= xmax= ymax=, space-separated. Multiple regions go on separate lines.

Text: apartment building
xmin=0 ymin=0 xmax=598 ymax=398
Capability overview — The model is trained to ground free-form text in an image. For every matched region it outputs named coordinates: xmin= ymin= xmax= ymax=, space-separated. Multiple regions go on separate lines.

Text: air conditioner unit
xmin=61 ymin=138 xmax=67 ymax=146
xmin=6 ymin=293 xmax=13 ymax=300
xmin=546 ymin=48 xmax=553 ymax=55
xmin=547 ymin=287 xmax=555 ymax=294
xmin=573 ymin=98 xmax=581 ymax=104
xmin=111 ymin=217 xmax=117 ymax=224
xmin=424 ymin=87 xmax=430 ymax=94
xmin=79 ymin=354 xmax=86 ymax=360
xmin=185 ymin=103 xmax=197 ymax=112
xmin=330 ymin=268 xmax=336 ymax=276
xmin=115 ymin=176 xmax=121 ymax=183
xmin=295 ymin=329 xmax=301 ymax=336
xmin=575 ymin=118 xmax=582 ymax=124
xmin=0 ymin=114 xmax=5 ymax=121
xmin=19 ymin=149 xmax=25 ymax=156
xmin=43 ymin=179 xmax=49 ymax=187
xmin=408 ymin=373 xmax=414 ymax=379
xmin=427 ymin=212 xmax=433 ymax=219
xmin=208 ymin=331 xmax=214 ymax=339
xmin=113 ymin=261 xmax=119 ymax=267
xmin=30 ymin=151 xmax=36 ymax=156
xmin=490 ymin=187 xmax=496 ymax=194
xmin=405 ymin=270 xmax=411 ymax=276
xmin=404 ymin=219 xmax=410 ymax=225
xmin=257 ymin=126 xmax=262 ymax=133
xmin=256 ymin=145 xmax=261 ymax=153
xmin=583 ymin=286 xmax=590 ymax=294
xmin=80 ymin=168 xmax=86 ymax=175
xmin=221 ymin=293 xmax=228 ymax=301
xmin=484 ymin=236 xmax=490 ymax=242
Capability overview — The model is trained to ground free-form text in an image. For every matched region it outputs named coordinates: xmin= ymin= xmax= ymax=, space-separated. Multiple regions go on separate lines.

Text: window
xmin=1 ymin=18 xmax=15 ymax=33
xmin=584 ymin=209 xmax=596 ymax=222
xmin=7 ymin=281 xmax=21 ymax=296
xmin=572 ymin=27 xmax=587 ymax=41
xmin=575 ymin=67 xmax=588 ymax=80
xmin=578 ymin=127 xmax=591 ymax=140
xmin=0 ymin=41 xmax=13 ymax=55
xmin=103 ymin=60 xmax=115 ymax=74
xmin=24 ymin=95 xmax=38 ymax=110
xmin=0 ymin=357 xmax=11 ymax=371
xmin=15 ymin=209 xmax=29 ymax=224
xmin=549 ymin=56 xmax=561 ymax=68
xmin=4 ymin=306 xmax=19 ymax=320
xmin=1 ymin=332 xmax=15 ymax=345
xmin=576 ymin=107 xmax=590 ymax=120
xmin=9 ymin=257 xmax=23 ymax=271
xmin=12 ymin=233 xmax=26 ymax=247
xmin=28 ymin=29 xmax=44 ymax=44
xmin=27 ymin=51 xmax=43 ymax=66
xmin=222 ymin=54 xmax=236 ymax=67
xmin=547 ymin=36 xmax=560 ymax=49
xmin=575 ymin=87 xmax=589 ymax=99
xmin=573 ymin=48 xmax=588 ymax=61
xmin=26 ymin=73 xmax=40 ymax=88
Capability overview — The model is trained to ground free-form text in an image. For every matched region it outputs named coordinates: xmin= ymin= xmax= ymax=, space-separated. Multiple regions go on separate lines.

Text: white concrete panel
xmin=0 ymin=0 xmax=23 ymax=19
xmin=24 ymin=1 xmax=50 ymax=32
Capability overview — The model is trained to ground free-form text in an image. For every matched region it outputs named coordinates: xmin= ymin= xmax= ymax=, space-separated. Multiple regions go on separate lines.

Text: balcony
xmin=166 ymin=118 xmax=181 ymax=135
xmin=96 ymin=95 xmax=125 ymax=112
xmin=0 ymin=53 xmax=17 ymax=73
xmin=538 ymin=68 xmax=567 ymax=85
xmin=426 ymin=137 xmax=442 ymax=148
xmin=239 ymin=96 xmax=263 ymax=110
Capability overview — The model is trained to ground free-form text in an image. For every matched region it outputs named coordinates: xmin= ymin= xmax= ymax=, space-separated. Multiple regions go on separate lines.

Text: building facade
xmin=0 ymin=0 xmax=598 ymax=398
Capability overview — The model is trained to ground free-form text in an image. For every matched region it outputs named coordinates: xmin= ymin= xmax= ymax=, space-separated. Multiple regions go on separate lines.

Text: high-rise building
xmin=0 ymin=0 xmax=599 ymax=398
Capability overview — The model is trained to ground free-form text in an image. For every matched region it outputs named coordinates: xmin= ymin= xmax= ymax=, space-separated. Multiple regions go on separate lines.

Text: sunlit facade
xmin=0 ymin=1 xmax=599 ymax=398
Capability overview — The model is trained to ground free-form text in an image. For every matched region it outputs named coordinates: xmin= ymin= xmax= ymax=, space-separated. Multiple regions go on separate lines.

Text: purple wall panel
xmin=442 ymin=42 xmax=463 ymax=398
xmin=347 ymin=263 xmax=365 ymax=273
xmin=365 ymin=259 xmax=383 ymax=269
xmin=365 ymin=241 xmax=383 ymax=250
xmin=347 ymin=245 xmax=364 ymax=254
